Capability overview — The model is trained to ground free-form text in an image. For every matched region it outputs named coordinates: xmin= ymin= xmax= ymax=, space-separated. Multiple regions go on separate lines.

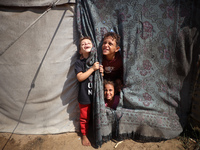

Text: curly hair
xmin=103 ymin=32 xmax=121 ymax=47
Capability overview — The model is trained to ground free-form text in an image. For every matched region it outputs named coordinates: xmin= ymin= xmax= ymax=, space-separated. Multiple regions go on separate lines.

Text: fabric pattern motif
xmin=76 ymin=0 xmax=200 ymax=147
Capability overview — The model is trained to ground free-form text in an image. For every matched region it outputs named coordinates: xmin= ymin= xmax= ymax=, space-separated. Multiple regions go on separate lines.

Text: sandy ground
xmin=0 ymin=132 xmax=186 ymax=150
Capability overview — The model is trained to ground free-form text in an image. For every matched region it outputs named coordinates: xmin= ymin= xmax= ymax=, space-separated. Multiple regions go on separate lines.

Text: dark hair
xmin=103 ymin=32 xmax=121 ymax=47
xmin=104 ymin=80 xmax=116 ymax=92
xmin=78 ymin=36 xmax=92 ymax=58
xmin=79 ymin=36 xmax=92 ymax=49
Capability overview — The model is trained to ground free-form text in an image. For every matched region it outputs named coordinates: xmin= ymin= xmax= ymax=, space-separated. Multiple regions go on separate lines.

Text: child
xmin=74 ymin=36 xmax=103 ymax=146
xmin=104 ymin=80 xmax=120 ymax=110
xmin=102 ymin=32 xmax=123 ymax=93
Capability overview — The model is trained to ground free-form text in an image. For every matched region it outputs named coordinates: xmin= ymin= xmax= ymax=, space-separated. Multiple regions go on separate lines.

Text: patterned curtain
xmin=76 ymin=0 xmax=200 ymax=147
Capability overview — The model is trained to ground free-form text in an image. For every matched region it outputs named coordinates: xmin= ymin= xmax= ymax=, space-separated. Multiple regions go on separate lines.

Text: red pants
xmin=79 ymin=103 xmax=91 ymax=135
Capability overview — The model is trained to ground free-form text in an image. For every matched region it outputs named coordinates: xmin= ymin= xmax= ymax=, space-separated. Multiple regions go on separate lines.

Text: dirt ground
xmin=0 ymin=132 xmax=187 ymax=150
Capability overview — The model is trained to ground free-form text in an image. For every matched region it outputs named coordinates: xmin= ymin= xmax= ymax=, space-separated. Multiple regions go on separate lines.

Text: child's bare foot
xmin=82 ymin=135 xmax=91 ymax=146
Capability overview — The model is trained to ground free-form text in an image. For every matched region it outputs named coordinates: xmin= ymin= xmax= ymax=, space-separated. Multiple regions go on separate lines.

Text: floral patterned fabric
xmin=76 ymin=0 xmax=200 ymax=147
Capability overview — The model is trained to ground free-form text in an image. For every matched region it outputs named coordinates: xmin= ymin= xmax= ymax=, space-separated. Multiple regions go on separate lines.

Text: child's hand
xmin=99 ymin=65 xmax=104 ymax=76
xmin=92 ymin=62 xmax=100 ymax=71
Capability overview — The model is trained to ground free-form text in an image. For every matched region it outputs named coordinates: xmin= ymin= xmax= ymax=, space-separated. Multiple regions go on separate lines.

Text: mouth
xmin=85 ymin=46 xmax=91 ymax=49
xmin=105 ymin=95 xmax=112 ymax=100
xmin=103 ymin=49 xmax=108 ymax=53
xmin=84 ymin=47 xmax=91 ymax=51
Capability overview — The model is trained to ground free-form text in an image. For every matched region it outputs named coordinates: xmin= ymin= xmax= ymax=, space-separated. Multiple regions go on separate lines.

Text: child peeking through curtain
xmin=104 ymin=80 xmax=120 ymax=110
xmin=102 ymin=32 xmax=123 ymax=94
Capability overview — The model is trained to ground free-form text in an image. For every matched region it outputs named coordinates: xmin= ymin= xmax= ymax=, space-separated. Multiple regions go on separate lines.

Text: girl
xmin=104 ymin=80 xmax=120 ymax=110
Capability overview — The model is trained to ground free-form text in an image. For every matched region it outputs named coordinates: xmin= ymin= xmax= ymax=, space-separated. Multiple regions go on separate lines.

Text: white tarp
xmin=0 ymin=4 xmax=80 ymax=134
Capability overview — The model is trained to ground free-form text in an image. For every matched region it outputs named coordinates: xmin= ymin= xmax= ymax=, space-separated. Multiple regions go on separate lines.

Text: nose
xmin=103 ymin=42 xmax=108 ymax=47
xmin=105 ymin=43 xmax=109 ymax=47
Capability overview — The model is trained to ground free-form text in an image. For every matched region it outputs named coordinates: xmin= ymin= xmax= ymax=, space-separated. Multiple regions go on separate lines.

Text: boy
xmin=75 ymin=36 xmax=103 ymax=146
xmin=102 ymin=32 xmax=123 ymax=93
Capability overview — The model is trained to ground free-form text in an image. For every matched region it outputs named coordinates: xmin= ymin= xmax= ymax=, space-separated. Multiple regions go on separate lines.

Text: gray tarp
xmin=0 ymin=4 xmax=79 ymax=134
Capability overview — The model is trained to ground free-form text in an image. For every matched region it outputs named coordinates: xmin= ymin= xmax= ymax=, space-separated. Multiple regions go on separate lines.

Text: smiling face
xmin=104 ymin=83 xmax=115 ymax=101
xmin=102 ymin=36 xmax=120 ymax=60
xmin=79 ymin=39 xmax=93 ymax=55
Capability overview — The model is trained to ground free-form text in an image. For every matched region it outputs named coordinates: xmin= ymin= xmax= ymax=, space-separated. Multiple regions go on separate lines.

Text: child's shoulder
xmin=114 ymin=94 xmax=120 ymax=100
xmin=116 ymin=51 xmax=122 ymax=58
xmin=76 ymin=57 xmax=87 ymax=62
xmin=75 ymin=58 xmax=86 ymax=65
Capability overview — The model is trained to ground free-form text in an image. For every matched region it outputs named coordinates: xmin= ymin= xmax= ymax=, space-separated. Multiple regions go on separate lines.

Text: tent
xmin=0 ymin=0 xmax=79 ymax=134
xmin=0 ymin=0 xmax=200 ymax=147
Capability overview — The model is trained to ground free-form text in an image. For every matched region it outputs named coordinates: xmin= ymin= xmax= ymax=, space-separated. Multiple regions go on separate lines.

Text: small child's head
xmin=102 ymin=32 xmax=120 ymax=58
xmin=104 ymin=80 xmax=115 ymax=101
xmin=79 ymin=36 xmax=93 ymax=57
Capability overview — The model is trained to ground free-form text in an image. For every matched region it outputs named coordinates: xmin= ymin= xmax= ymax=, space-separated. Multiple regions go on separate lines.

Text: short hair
xmin=79 ymin=36 xmax=92 ymax=49
xmin=103 ymin=32 xmax=120 ymax=47
xmin=104 ymin=79 xmax=116 ymax=92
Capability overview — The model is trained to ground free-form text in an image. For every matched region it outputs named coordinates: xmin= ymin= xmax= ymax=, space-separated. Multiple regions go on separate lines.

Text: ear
xmin=115 ymin=46 xmax=120 ymax=52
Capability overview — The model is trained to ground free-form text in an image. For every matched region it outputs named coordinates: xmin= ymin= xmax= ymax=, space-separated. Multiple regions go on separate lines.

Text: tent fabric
xmin=0 ymin=0 xmax=75 ymax=7
xmin=191 ymin=59 xmax=200 ymax=125
xmin=0 ymin=4 xmax=80 ymax=134
xmin=76 ymin=0 xmax=200 ymax=147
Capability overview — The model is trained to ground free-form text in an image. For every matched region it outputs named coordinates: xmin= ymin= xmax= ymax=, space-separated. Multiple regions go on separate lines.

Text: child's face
xmin=104 ymin=83 xmax=115 ymax=101
xmin=80 ymin=39 xmax=92 ymax=54
xmin=102 ymin=36 xmax=119 ymax=56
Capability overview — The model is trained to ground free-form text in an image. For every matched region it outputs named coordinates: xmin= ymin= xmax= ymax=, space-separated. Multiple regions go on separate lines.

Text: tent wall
xmin=0 ymin=0 xmax=75 ymax=7
xmin=191 ymin=60 xmax=200 ymax=127
xmin=0 ymin=4 xmax=80 ymax=134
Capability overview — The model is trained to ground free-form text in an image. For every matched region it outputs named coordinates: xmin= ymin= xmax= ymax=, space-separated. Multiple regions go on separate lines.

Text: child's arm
xmin=77 ymin=62 xmax=100 ymax=82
